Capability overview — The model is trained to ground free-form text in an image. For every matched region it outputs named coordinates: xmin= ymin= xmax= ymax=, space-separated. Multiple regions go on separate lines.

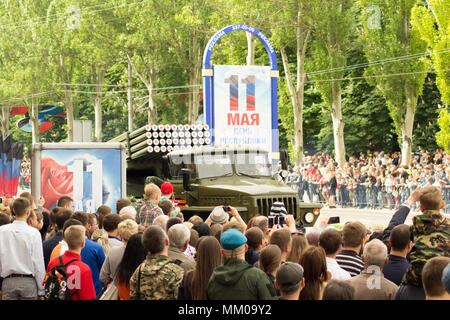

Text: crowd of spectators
xmin=285 ymin=149 xmax=450 ymax=213
xmin=0 ymin=181 xmax=448 ymax=301
xmin=19 ymin=157 xmax=31 ymax=190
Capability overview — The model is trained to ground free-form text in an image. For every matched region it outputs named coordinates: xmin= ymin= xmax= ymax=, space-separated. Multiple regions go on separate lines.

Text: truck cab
xmin=127 ymin=145 xmax=321 ymax=227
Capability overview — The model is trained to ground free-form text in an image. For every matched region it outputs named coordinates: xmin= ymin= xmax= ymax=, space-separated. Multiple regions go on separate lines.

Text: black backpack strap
xmin=64 ymin=259 xmax=80 ymax=268
xmin=57 ymin=256 xmax=80 ymax=269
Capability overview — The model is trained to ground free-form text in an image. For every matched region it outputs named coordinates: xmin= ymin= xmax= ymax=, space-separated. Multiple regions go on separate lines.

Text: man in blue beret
xmin=206 ymin=228 xmax=277 ymax=300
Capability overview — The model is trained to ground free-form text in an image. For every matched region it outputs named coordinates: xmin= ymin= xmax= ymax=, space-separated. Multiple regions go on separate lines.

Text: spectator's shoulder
xmin=166 ymin=261 xmax=185 ymax=275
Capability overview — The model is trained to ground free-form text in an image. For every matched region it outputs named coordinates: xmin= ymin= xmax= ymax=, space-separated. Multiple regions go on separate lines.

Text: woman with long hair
xmin=286 ymin=234 xmax=309 ymax=263
xmin=299 ymin=246 xmax=330 ymax=300
xmin=115 ymin=233 xmax=147 ymax=300
xmin=178 ymin=236 xmax=222 ymax=300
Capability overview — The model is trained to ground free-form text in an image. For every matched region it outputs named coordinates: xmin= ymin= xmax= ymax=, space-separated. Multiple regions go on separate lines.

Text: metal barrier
xmin=285 ymin=176 xmax=450 ymax=213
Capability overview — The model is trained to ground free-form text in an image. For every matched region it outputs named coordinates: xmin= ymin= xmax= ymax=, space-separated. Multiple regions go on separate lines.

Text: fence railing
xmin=285 ymin=179 xmax=450 ymax=213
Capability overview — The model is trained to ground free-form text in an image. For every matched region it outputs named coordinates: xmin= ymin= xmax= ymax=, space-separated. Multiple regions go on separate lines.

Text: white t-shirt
xmin=326 ymin=257 xmax=351 ymax=280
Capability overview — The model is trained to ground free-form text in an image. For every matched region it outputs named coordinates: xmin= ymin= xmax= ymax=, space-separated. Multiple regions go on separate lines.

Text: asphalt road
xmin=314 ymin=206 xmax=450 ymax=230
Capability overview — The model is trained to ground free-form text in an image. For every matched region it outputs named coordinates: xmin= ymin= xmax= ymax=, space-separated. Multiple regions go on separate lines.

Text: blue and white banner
xmin=40 ymin=148 xmax=123 ymax=213
xmin=213 ymin=65 xmax=272 ymax=153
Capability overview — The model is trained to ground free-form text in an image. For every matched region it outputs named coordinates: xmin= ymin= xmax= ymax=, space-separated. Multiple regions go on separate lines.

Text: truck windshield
xmin=235 ymin=152 xmax=271 ymax=177
xmin=194 ymin=153 xmax=233 ymax=179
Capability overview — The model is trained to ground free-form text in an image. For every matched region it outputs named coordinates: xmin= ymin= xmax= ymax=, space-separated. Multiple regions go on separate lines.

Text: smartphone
xmin=268 ymin=216 xmax=275 ymax=228
xmin=278 ymin=216 xmax=285 ymax=225
xmin=223 ymin=206 xmax=231 ymax=212
xmin=328 ymin=216 xmax=340 ymax=224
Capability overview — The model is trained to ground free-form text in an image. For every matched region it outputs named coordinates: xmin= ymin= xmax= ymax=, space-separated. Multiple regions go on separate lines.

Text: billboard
xmin=213 ymin=65 xmax=272 ymax=153
xmin=32 ymin=143 xmax=126 ymax=213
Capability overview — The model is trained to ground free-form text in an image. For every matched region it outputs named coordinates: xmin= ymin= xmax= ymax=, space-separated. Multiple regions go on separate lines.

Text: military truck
xmin=110 ymin=124 xmax=321 ymax=227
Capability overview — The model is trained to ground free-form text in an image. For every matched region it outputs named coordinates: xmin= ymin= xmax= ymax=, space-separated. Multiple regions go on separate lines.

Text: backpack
xmin=44 ymin=256 xmax=80 ymax=300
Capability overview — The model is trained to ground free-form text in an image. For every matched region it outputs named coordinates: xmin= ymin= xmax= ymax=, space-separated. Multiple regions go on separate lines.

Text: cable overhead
xmin=0 ymin=0 xmax=146 ymax=30
xmin=304 ymin=48 xmax=449 ymax=77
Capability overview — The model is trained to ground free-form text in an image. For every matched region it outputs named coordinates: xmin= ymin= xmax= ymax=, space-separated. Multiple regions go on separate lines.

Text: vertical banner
xmin=202 ymin=24 xmax=279 ymax=164
xmin=33 ymin=144 xmax=125 ymax=213
xmin=213 ymin=65 xmax=272 ymax=153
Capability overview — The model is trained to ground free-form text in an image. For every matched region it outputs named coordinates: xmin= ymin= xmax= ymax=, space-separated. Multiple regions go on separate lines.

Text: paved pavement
xmin=314 ymin=206 xmax=450 ymax=230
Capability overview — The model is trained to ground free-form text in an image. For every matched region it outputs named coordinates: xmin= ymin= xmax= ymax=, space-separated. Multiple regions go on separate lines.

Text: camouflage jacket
xmin=129 ymin=254 xmax=184 ymax=300
xmin=401 ymin=210 xmax=450 ymax=287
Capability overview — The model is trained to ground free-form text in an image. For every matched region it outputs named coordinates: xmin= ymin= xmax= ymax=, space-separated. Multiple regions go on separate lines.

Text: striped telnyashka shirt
xmin=336 ymin=250 xmax=365 ymax=277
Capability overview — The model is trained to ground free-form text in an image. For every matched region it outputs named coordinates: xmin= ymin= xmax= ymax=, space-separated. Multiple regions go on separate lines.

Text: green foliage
xmin=359 ymin=0 xmax=429 ymax=133
xmin=412 ymin=1 xmax=450 ymax=105
xmin=0 ymin=0 xmax=446 ymax=160
xmin=413 ymin=73 xmax=442 ymax=151
xmin=436 ymin=108 xmax=450 ymax=153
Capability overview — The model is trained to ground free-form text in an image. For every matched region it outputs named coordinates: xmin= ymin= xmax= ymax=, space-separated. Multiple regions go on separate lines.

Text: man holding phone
xmin=268 ymin=203 xmax=299 ymax=236
xmin=206 ymin=205 xmax=247 ymax=232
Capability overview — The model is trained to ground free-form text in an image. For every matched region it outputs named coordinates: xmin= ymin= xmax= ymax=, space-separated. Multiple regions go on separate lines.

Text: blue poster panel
xmin=40 ymin=148 xmax=122 ymax=213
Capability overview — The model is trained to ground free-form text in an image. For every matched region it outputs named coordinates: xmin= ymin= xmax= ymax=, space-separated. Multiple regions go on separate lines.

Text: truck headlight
xmin=304 ymin=212 xmax=315 ymax=223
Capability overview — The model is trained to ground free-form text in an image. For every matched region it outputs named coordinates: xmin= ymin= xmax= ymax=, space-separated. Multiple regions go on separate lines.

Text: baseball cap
xmin=209 ymin=206 xmax=229 ymax=224
xmin=161 ymin=182 xmax=174 ymax=195
xmin=270 ymin=202 xmax=287 ymax=216
xmin=276 ymin=262 xmax=304 ymax=292
xmin=221 ymin=228 xmax=247 ymax=250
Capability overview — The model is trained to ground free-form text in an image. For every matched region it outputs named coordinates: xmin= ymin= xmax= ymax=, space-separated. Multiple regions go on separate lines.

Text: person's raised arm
xmin=228 ymin=206 xmax=247 ymax=232
xmin=382 ymin=187 xmax=422 ymax=241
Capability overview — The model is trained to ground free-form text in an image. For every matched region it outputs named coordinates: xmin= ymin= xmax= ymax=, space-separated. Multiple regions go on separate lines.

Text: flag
xmin=1 ymin=135 xmax=12 ymax=198
xmin=0 ymin=135 xmax=3 ymax=197
xmin=9 ymin=142 xmax=24 ymax=198
xmin=4 ymin=136 xmax=14 ymax=198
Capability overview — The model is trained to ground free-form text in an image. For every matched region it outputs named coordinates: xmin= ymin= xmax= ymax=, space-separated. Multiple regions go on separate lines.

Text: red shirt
xmin=45 ymin=251 xmax=96 ymax=300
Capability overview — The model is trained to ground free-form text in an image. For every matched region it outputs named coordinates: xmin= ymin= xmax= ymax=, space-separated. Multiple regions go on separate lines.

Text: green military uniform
xmin=206 ymin=258 xmax=277 ymax=300
xmin=129 ymin=254 xmax=184 ymax=300
xmin=401 ymin=210 xmax=450 ymax=287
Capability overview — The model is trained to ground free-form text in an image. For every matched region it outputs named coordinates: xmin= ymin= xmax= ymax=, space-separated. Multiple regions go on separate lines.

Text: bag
xmin=44 ymin=256 xmax=79 ymax=300
xmin=99 ymin=282 xmax=119 ymax=300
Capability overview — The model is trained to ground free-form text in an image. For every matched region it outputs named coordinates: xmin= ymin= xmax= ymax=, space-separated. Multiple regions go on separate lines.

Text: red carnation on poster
xmin=41 ymin=158 xmax=73 ymax=209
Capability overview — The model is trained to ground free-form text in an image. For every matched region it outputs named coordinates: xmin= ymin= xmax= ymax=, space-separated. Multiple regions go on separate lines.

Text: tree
xmin=305 ymin=0 xmax=355 ymax=167
xmin=436 ymin=108 xmax=450 ymax=153
xmin=412 ymin=0 xmax=449 ymax=105
xmin=359 ymin=0 xmax=428 ymax=166
xmin=0 ymin=0 xmax=57 ymax=144
xmin=272 ymin=0 xmax=312 ymax=166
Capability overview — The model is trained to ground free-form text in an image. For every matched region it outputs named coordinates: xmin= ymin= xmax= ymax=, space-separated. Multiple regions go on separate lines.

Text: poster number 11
xmin=67 ymin=159 xmax=103 ymax=209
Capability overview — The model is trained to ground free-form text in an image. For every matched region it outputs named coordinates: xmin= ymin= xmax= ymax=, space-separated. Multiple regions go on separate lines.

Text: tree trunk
xmin=0 ymin=106 xmax=10 ymax=137
xmin=191 ymin=61 xmax=201 ymax=123
xmin=127 ymin=54 xmax=157 ymax=125
xmin=65 ymin=91 xmax=74 ymax=142
xmin=279 ymin=9 xmax=311 ymax=166
xmin=188 ymin=30 xmax=201 ymax=124
xmin=146 ymin=81 xmax=157 ymax=124
xmin=246 ymin=32 xmax=256 ymax=66
xmin=94 ymin=67 xmax=105 ymax=142
xmin=281 ymin=47 xmax=304 ymax=166
xmin=30 ymin=95 xmax=40 ymax=144
xmin=127 ymin=56 xmax=134 ymax=132
xmin=331 ymin=81 xmax=346 ymax=167
xmin=59 ymin=55 xmax=74 ymax=142
xmin=400 ymin=91 xmax=416 ymax=166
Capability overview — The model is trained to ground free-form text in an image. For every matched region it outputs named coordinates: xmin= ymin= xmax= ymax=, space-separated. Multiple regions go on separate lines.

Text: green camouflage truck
xmin=110 ymin=124 xmax=321 ymax=227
